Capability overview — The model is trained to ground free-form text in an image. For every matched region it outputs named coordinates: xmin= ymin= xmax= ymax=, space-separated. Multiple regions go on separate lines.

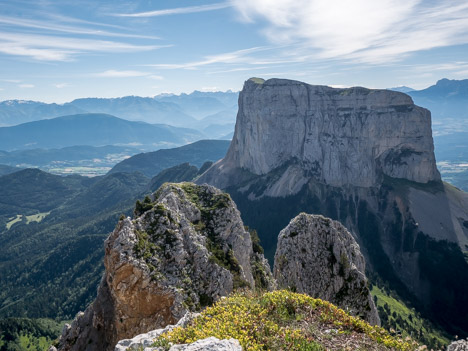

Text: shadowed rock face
xmin=55 ymin=183 xmax=274 ymax=351
xmin=199 ymin=78 xmax=440 ymax=193
xmin=274 ymin=213 xmax=380 ymax=326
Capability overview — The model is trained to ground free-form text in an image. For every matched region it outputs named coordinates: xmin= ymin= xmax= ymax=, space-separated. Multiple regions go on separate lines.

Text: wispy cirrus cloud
xmin=1 ymin=79 xmax=21 ymax=83
xmin=231 ymin=0 xmax=468 ymax=63
xmin=54 ymin=83 xmax=70 ymax=88
xmin=19 ymin=84 xmax=34 ymax=88
xmin=146 ymin=46 xmax=269 ymax=70
xmin=0 ymin=32 xmax=167 ymax=61
xmin=93 ymin=70 xmax=165 ymax=81
xmin=0 ymin=15 xmax=159 ymax=39
xmin=114 ymin=2 xmax=231 ymax=18
xmin=95 ymin=70 xmax=150 ymax=78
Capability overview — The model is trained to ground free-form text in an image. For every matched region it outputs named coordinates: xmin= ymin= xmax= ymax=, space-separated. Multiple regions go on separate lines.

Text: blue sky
xmin=1 ymin=0 xmax=468 ymax=102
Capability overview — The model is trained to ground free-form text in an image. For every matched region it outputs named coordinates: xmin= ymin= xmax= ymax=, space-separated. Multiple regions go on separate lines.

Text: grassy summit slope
xmin=155 ymin=290 xmax=422 ymax=351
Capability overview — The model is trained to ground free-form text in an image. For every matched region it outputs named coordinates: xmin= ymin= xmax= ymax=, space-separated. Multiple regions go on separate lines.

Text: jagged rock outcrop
xmin=448 ymin=338 xmax=468 ymax=351
xmin=199 ymin=77 xmax=440 ymax=193
xmin=274 ymin=213 xmax=380 ymax=326
xmin=55 ymin=183 xmax=274 ymax=351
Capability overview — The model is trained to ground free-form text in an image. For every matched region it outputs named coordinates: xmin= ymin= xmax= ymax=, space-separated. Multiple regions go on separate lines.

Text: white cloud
xmin=54 ymin=83 xmax=70 ymax=88
xmin=0 ymin=32 xmax=166 ymax=61
xmin=95 ymin=70 xmax=150 ymax=78
xmin=0 ymin=15 xmax=159 ymax=39
xmin=19 ymin=84 xmax=34 ymax=88
xmin=208 ymin=66 xmax=270 ymax=74
xmin=1 ymin=79 xmax=21 ymax=83
xmin=115 ymin=3 xmax=231 ymax=17
xmin=148 ymin=75 xmax=164 ymax=80
xmin=231 ymin=0 xmax=468 ymax=63
xmin=146 ymin=46 xmax=267 ymax=69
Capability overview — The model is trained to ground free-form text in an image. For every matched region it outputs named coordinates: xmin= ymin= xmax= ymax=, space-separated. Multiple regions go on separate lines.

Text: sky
xmin=1 ymin=0 xmax=468 ymax=102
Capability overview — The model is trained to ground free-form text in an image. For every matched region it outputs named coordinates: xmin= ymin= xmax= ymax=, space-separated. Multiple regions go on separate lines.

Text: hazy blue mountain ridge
xmin=0 ymin=91 xmax=240 ymax=133
xmin=388 ymin=86 xmax=416 ymax=93
xmin=109 ymin=139 xmax=230 ymax=177
xmin=0 ymin=164 xmax=23 ymax=176
xmin=0 ymin=100 xmax=85 ymax=127
xmin=0 ymin=113 xmax=203 ymax=151
xmin=154 ymin=90 xmax=239 ymax=119
xmin=68 ymin=96 xmax=196 ymax=127
xmin=408 ymin=79 xmax=468 ymax=126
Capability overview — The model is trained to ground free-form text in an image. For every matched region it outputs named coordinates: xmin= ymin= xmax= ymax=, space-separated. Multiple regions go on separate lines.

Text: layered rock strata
xmin=55 ymin=183 xmax=274 ymax=351
xmin=274 ymin=213 xmax=380 ymax=326
xmin=199 ymin=77 xmax=440 ymax=192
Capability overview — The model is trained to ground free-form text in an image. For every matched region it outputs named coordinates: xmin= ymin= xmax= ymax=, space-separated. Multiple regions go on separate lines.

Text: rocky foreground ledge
xmin=112 ymin=291 xmax=419 ymax=351
xmin=52 ymin=182 xmax=390 ymax=351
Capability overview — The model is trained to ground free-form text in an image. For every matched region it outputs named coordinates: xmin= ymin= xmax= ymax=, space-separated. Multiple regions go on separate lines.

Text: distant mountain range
xmin=0 ymin=113 xmax=203 ymax=151
xmin=1 ymin=80 xmax=467 ymax=182
xmin=0 ymin=164 xmax=22 ymax=176
xmin=109 ymin=139 xmax=230 ymax=177
xmin=408 ymin=78 xmax=468 ymax=119
xmin=0 ymin=100 xmax=85 ymax=127
xmin=154 ymin=90 xmax=238 ymax=119
xmin=0 ymin=91 xmax=239 ymax=132
xmin=407 ymin=79 xmax=468 ymax=136
xmin=388 ymin=86 xmax=415 ymax=93
xmin=68 ymin=96 xmax=196 ymax=127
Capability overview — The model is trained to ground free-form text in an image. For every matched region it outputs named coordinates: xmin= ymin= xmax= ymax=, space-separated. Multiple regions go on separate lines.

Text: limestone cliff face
xmin=274 ymin=213 xmax=380 ymax=326
xmin=199 ymin=78 xmax=440 ymax=192
xmin=55 ymin=183 xmax=274 ymax=351
xmin=196 ymin=77 xmax=468 ymax=337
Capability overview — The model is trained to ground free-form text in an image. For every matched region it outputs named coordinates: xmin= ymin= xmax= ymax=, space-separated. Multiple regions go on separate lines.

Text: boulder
xmin=274 ymin=213 xmax=380 ymax=325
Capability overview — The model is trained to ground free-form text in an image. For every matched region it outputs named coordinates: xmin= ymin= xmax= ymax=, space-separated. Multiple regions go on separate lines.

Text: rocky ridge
xmin=54 ymin=183 xmax=274 ymax=351
xmin=274 ymin=213 xmax=380 ymax=326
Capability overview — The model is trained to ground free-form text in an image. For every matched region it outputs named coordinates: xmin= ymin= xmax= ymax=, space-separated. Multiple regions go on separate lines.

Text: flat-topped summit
xmin=200 ymin=78 xmax=440 ymax=192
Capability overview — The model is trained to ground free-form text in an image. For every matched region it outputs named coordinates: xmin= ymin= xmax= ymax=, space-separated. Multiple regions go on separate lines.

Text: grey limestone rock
xmin=167 ymin=337 xmax=242 ymax=351
xmin=55 ymin=183 xmax=273 ymax=351
xmin=114 ymin=312 xmax=198 ymax=351
xmin=274 ymin=213 xmax=380 ymax=326
xmin=199 ymin=78 xmax=440 ymax=194
xmin=448 ymin=338 xmax=468 ymax=351
xmin=132 ymin=337 xmax=242 ymax=351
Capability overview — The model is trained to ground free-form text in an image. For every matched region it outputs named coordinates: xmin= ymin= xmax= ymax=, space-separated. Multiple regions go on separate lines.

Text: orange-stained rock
xmin=55 ymin=183 xmax=274 ymax=351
